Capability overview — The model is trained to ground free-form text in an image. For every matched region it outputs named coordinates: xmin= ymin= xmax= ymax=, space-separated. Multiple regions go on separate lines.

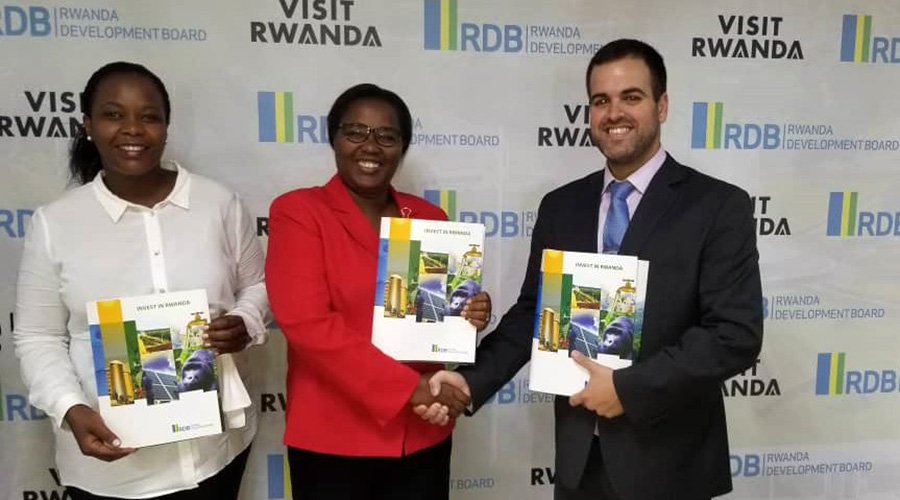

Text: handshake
xmin=408 ymin=371 xmax=471 ymax=426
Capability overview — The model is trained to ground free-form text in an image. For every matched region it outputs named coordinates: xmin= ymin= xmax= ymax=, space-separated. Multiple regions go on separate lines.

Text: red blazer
xmin=266 ymin=175 xmax=453 ymax=457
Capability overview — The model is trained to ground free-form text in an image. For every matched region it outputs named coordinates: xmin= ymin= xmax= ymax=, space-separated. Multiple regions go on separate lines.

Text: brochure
xmin=86 ymin=289 xmax=222 ymax=447
xmin=528 ymin=249 xmax=649 ymax=396
xmin=372 ymin=217 xmax=486 ymax=363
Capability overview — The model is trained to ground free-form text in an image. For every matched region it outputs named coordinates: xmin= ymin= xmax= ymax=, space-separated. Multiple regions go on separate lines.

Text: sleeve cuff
xmin=374 ymin=370 xmax=421 ymax=427
xmin=218 ymin=354 xmax=251 ymax=429
xmin=52 ymin=393 xmax=92 ymax=430
xmin=227 ymin=307 xmax=268 ymax=347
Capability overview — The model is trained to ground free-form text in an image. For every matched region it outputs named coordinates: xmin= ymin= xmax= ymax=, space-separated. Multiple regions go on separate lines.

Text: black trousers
xmin=66 ymin=445 xmax=251 ymax=500
xmin=554 ymin=437 xmax=620 ymax=500
xmin=288 ymin=437 xmax=452 ymax=500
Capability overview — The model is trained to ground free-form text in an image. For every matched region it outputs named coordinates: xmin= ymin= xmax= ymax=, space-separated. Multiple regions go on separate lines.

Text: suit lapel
xmin=323 ymin=175 xmax=380 ymax=255
xmin=619 ymin=155 xmax=689 ymax=256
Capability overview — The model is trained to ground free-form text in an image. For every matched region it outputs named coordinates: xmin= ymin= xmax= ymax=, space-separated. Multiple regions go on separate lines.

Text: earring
xmin=87 ymin=135 xmax=92 ymax=141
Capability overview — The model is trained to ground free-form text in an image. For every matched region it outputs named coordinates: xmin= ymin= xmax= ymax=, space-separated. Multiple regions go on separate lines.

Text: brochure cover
xmin=86 ymin=289 xmax=222 ymax=448
xmin=528 ymin=249 xmax=649 ymax=396
xmin=372 ymin=217 xmax=486 ymax=363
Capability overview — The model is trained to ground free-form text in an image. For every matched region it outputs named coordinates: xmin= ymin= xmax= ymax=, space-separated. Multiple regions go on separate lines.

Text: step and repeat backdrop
xmin=2 ymin=0 xmax=899 ymax=499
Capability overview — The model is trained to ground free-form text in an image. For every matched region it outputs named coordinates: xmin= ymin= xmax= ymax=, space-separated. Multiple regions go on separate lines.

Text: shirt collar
xmin=602 ymin=147 xmax=667 ymax=196
xmin=323 ymin=173 xmax=401 ymax=214
xmin=91 ymin=160 xmax=191 ymax=223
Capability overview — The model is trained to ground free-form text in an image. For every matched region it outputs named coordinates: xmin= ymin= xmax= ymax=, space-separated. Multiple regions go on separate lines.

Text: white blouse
xmin=13 ymin=161 xmax=269 ymax=498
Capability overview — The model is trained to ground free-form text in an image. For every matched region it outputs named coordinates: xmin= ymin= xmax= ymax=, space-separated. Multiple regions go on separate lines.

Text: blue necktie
xmin=602 ymin=181 xmax=635 ymax=254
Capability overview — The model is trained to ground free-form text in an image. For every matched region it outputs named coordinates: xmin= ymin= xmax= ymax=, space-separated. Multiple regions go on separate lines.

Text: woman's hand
xmin=64 ymin=404 xmax=135 ymax=462
xmin=461 ymin=292 xmax=492 ymax=332
xmin=203 ymin=315 xmax=251 ymax=353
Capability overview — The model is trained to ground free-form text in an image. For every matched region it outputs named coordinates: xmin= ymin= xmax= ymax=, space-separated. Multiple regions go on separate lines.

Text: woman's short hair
xmin=326 ymin=83 xmax=413 ymax=154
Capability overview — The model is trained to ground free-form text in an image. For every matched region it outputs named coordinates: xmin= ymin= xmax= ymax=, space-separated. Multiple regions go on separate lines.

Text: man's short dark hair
xmin=586 ymin=39 xmax=667 ymax=101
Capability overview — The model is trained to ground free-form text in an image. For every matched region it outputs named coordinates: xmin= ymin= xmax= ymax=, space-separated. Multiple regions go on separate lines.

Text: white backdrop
xmin=2 ymin=1 xmax=900 ymax=499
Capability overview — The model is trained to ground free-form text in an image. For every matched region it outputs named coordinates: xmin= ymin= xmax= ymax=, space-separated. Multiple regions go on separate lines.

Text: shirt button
xmin=158 ymin=289 xmax=166 ymax=293
xmin=153 ymin=251 xmax=161 ymax=256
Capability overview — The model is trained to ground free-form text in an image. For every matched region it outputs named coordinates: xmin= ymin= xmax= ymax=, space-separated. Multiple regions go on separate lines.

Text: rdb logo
xmin=1 ymin=209 xmax=33 ymax=238
xmin=692 ymin=102 xmax=780 ymax=150
xmin=423 ymin=0 xmax=522 ymax=52
xmin=458 ymin=211 xmax=529 ymax=238
xmin=731 ymin=454 xmax=762 ymax=477
xmin=423 ymin=190 xmax=535 ymax=238
xmin=0 ymin=6 xmax=51 ymax=36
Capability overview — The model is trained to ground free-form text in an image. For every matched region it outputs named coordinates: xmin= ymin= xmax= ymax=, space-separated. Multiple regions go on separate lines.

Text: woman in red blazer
xmin=266 ymin=84 xmax=491 ymax=499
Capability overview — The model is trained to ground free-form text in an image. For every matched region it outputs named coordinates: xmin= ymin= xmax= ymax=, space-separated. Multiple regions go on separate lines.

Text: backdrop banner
xmin=2 ymin=1 xmax=899 ymax=499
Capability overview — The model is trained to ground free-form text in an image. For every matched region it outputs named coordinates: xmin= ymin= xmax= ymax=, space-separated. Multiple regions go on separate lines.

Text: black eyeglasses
xmin=338 ymin=122 xmax=402 ymax=147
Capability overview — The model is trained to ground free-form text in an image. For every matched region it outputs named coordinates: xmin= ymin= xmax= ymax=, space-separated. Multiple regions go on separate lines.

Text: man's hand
xmin=64 ymin=404 xmax=135 ymax=462
xmin=461 ymin=292 xmax=492 ymax=331
xmin=413 ymin=371 xmax=471 ymax=425
xmin=569 ymin=351 xmax=624 ymax=418
xmin=203 ymin=315 xmax=251 ymax=353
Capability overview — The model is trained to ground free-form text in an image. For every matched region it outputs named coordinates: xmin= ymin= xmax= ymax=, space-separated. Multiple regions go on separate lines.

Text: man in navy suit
xmin=421 ymin=39 xmax=763 ymax=499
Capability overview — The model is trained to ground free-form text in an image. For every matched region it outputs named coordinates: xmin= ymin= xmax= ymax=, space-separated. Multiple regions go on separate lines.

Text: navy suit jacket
xmin=459 ymin=154 xmax=763 ymax=499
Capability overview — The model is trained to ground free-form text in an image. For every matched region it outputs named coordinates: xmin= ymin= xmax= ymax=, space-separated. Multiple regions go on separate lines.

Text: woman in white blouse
xmin=13 ymin=62 xmax=269 ymax=500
